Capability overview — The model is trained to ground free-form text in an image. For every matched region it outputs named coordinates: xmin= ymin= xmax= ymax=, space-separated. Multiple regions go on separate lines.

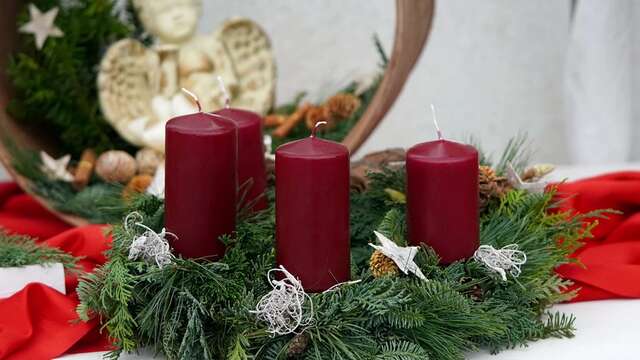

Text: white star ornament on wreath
xmin=19 ymin=5 xmax=64 ymax=50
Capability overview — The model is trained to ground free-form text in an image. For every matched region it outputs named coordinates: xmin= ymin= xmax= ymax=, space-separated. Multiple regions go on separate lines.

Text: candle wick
xmin=217 ymin=75 xmax=231 ymax=109
xmin=430 ymin=104 xmax=443 ymax=140
xmin=181 ymin=88 xmax=202 ymax=112
xmin=311 ymin=121 xmax=328 ymax=138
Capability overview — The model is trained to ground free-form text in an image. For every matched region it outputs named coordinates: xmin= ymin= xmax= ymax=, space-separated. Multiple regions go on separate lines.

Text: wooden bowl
xmin=0 ymin=0 xmax=434 ymax=226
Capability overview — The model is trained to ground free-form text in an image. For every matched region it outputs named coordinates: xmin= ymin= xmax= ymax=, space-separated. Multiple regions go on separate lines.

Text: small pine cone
xmin=305 ymin=105 xmax=334 ymax=130
xmin=469 ymin=285 xmax=484 ymax=302
xmin=326 ymin=93 xmax=361 ymax=120
xmin=370 ymin=250 xmax=399 ymax=278
xmin=478 ymin=166 xmax=510 ymax=212
xmin=287 ymin=332 xmax=310 ymax=358
xmin=459 ymin=276 xmax=484 ymax=302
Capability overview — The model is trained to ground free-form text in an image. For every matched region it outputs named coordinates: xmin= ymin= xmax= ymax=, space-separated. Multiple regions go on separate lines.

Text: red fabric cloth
xmin=0 ymin=183 xmax=111 ymax=359
xmin=555 ymin=171 xmax=640 ymax=302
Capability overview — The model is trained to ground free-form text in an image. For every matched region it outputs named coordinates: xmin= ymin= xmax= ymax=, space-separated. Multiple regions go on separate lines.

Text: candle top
xmin=408 ymin=139 xmax=477 ymax=162
xmin=213 ymin=108 xmax=261 ymax=129
xmin=276 ymin=137 xmax=348 ymax=159
xmin=166 ymin=112 xmax=236 ymax=136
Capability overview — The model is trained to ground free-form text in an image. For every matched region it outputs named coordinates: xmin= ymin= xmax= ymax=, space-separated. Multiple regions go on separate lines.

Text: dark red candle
xmin=275 ymin=127 xmax=350 ymax=292
xmin=214 ymin=108 xmax=267 ymax=211
xmin=165 ymin=110 xmax=237 ymax=259
xmin=406 ymin=139 xmax=479 ymax=264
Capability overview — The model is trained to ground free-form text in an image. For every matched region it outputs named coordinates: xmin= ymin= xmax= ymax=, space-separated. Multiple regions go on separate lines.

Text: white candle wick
xmin=217 ymin=75 xmax=231 ymax=108
xmin=311 ymin=121 xmax=328 ymax=138
xmin=181 ymin=88 xmax=202 ymax=112
xmin=430 ymin=104 xmax=443 ymax=140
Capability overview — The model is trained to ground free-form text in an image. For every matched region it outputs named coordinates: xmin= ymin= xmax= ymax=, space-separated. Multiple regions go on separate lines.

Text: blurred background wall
xmin=201 ymin=0 xmax=640 ymax=164
xmin=202 ymin=0 xmax=572 ymax=163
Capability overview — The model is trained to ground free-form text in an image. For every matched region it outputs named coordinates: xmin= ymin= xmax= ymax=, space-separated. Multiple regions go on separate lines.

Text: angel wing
xmin=97 ymin=38 xmax=159 ymax=148
xmin=215 ymin=18 xmax=276 ymax=115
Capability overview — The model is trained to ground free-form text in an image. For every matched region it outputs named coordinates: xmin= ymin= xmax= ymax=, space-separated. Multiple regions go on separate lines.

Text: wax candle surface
xmin=406 ymin=139 xmax=479 ymax=264
xmin=214 ymin=108 xmax=267 ymax=211
xmin=275 ymin=136 xmax=350 ymax=292
xmin=165 ymin=112 xmax=237 ymax=259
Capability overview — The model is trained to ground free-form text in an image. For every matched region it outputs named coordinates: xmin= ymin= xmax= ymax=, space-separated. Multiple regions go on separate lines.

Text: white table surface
xmin=0 ymin=163 xmax=633 ymax=360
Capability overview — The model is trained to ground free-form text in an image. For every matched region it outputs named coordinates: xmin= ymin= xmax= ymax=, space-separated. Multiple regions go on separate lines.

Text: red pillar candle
xmin=275 ymin=125 xmax=350 ymax=292
xmin=214 ymin=108 xmax=267 ymax=211
xmin=406 ymin=138 xmax=479 ymax=264
xmin=165 ymin=108 xmax=237 ymax=259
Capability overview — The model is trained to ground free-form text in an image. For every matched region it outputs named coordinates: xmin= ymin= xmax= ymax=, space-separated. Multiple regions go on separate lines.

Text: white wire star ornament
xmin=20 ymin=5 xmax=64 ymax=50
xmin=369 ymin=231 xmax=427 ymax=281
xmin=40 ymin=151 xmax=73 ymax=182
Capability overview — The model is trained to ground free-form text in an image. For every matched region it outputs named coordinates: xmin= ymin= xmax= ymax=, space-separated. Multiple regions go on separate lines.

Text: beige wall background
xmin=200 ymin=0 xmax=572 ymax=163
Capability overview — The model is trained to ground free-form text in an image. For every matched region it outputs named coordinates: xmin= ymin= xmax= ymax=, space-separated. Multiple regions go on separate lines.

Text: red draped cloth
xmin=0 ymin=172 xmax=639 ymax=358
xmin=555 ymin=171 xmax=640 ymax=301
xmin=0 ymin=183 xmax=111 ymax=359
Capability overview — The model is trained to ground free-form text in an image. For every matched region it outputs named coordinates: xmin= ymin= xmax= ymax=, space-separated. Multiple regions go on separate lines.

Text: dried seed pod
xmin=325 ymin=93 xmax=361 ymax=119
xmin=72 ymin=149 xmax=96 ymax=190
xmin=95 ymin=150 xmax=137 ymax=183
xmin=135 ymin=147 xmax=164 ymax=175
xmin=305 ymin=105 xmax=333 ymax=130
xmin=122 ymin=174 xmax=153 ymax=200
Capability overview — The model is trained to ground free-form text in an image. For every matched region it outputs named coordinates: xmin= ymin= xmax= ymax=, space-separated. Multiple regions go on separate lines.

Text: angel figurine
xmin=98 ymin=0 xmax=276 ymax=152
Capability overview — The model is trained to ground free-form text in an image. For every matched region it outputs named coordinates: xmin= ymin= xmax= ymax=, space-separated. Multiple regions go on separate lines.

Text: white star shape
xmin=369 ymin=231 xmax=427 ymax=281
xmin=506 ymin=163 xmax=549 ymax=194
xmin=19 ymin=5 xmax=64 ymax=50
xmin=40 ymin=151 xmax=73 ymax=182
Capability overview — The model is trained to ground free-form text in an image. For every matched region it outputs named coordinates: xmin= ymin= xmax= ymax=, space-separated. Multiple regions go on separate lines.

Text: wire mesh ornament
xmin=252 ymin=266 xmax=314 ymax=336
xmin=124 ymin=212 xmax=176 ymax=268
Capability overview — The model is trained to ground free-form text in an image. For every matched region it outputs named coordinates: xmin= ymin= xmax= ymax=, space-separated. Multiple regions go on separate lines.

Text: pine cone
xmin=326 ymin=93 xmax=361 ymax=119
xmin=459 ymin=277 xmax=484 ymax=302
xmin=478 ymin=166 xmax=510 ymax=212
xmin=305 ymin=105 xmax=333 ymax=130
xmin=287 ymin=332 xmax=310 ymax=358
xmin=469 ymin=285 xmax=484 ymax=302
xmin=370 ymin=250 xmax=399 ymax=278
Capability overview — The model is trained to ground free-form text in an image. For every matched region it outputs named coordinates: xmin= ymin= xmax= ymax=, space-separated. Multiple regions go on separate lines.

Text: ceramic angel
xmin=98 ymin=0 xmax=276 ymax=152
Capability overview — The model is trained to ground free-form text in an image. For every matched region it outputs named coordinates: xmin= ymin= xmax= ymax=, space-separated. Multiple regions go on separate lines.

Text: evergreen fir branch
xmin=0 ymin=230 xmax=78 ymax=269
xmin=374 ymin=34 xmax=389 ymax=69
xmin=540 ymin=311 xmax=576 ymax=339
xmin=8 ymin=0 xmax=139 ymax=155
xmin=471 ymin=133 xmax=531 ymax=175
xmin=494 ymin=133 xmax=531 ymax=175
xmin=376 ymin=340 xmax=430 ymax=360
xmin=376 ymin=208 xmax=407 ymax=246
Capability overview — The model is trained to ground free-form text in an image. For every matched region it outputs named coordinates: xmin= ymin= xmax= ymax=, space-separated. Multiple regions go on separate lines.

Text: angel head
xmin=133 ymin=0 xmax=202 ymax=44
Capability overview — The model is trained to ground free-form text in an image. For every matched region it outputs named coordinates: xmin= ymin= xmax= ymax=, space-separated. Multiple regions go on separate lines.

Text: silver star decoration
xmin=506 ymin=163 xmax=552 ymax=194
xmin=369 ymin=231 xmax=427 ymax=281
xmin=20 ymin=5 xmax=64 ymax=50
xmin=40 ymin=151 xmax=73 ymax=182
